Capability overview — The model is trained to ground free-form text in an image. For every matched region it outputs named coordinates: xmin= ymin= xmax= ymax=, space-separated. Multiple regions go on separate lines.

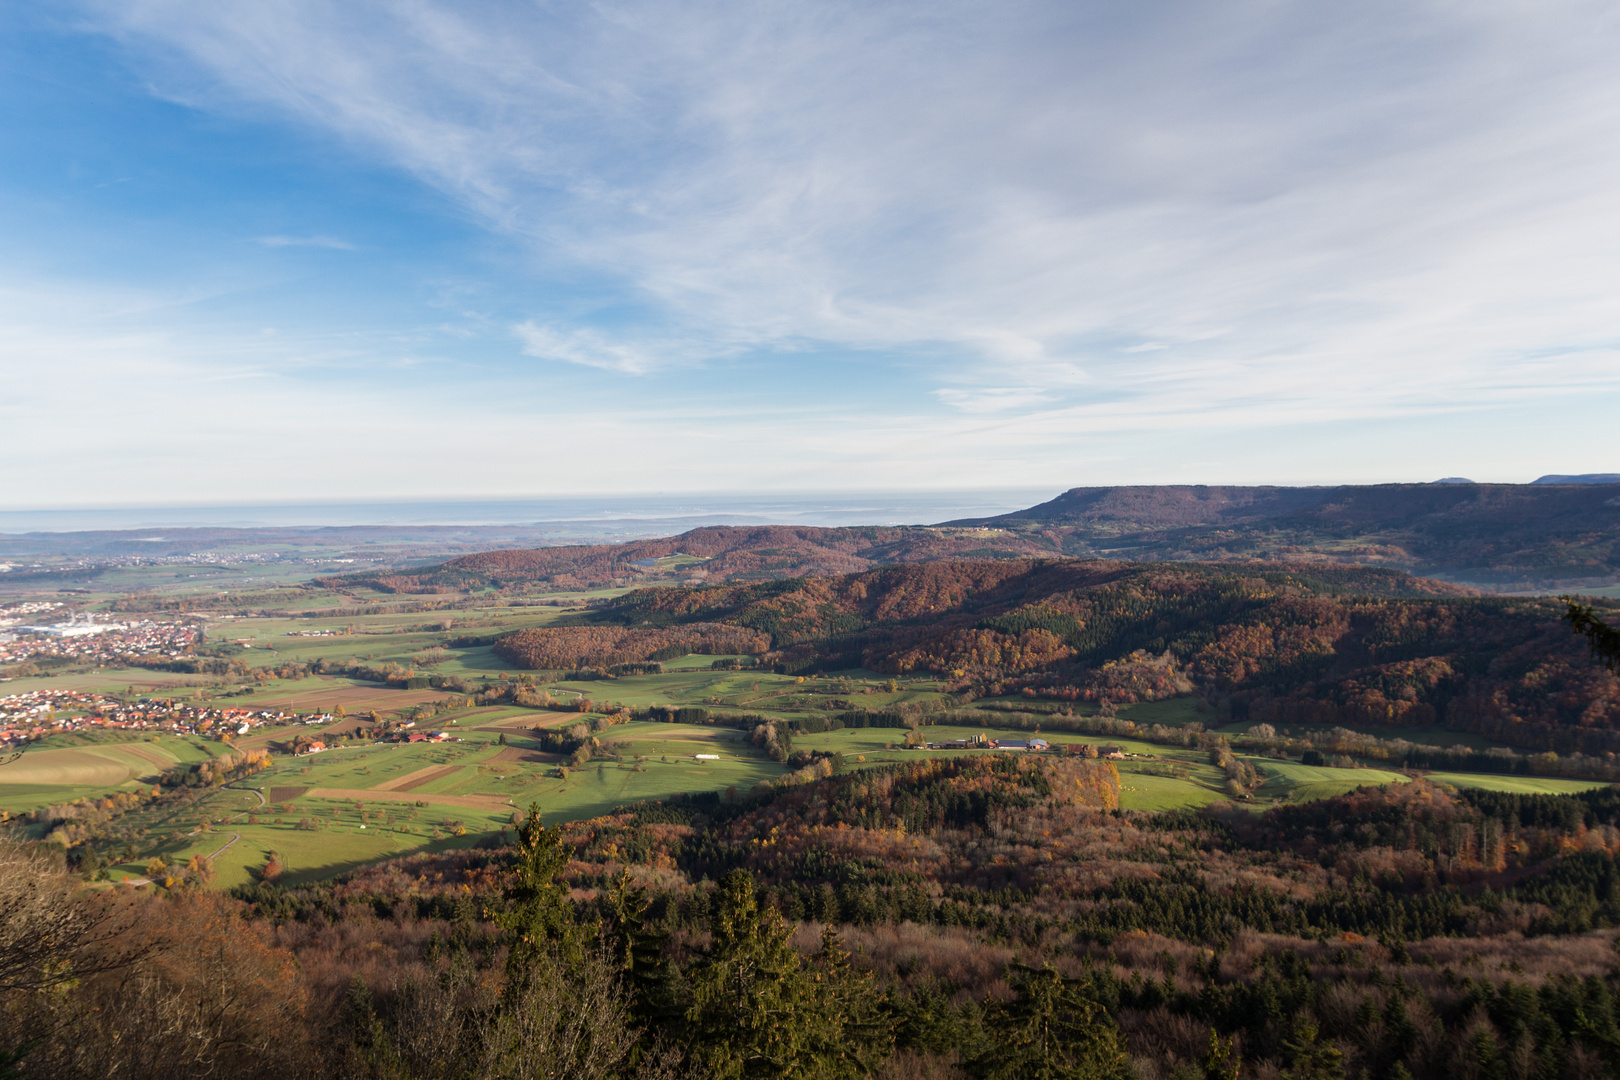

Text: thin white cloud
xmin=513 ymin=321 xmax=660 ymax=375
xmin=933 ymin=387 xmax=1052 ymax=414
xmin=1 ymin=267 xmax=1615 ymax=504
xmin=40 ymin=0 xmax=1620 ymax=494
xmin=254 ymin=234 xmax=355 ymax=250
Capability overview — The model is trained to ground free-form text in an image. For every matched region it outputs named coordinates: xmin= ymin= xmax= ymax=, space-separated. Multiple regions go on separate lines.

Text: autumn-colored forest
xmin=492 ymin=622 xmax=770 ymax=671
xmin=952 ymin=483 xmax=1620 ymax=585
xmin=496 ymin=559 xmax=1620 ymax=762
xmin=13 ymin=755 xmax=1620 ymax=1078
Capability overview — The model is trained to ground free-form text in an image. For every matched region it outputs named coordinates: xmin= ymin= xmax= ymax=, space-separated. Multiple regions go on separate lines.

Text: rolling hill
xmin=321 ymin=482 xmax=1620 ymax=597
xmin=500 ymin=558 xmax=1620 ymax=764
xmin=946 ymin=482 xmax=1620 ymax=586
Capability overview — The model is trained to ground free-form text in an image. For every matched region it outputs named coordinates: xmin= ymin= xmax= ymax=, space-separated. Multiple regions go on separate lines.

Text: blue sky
xmin=3 ymin=1 xmax=1618 ymax=507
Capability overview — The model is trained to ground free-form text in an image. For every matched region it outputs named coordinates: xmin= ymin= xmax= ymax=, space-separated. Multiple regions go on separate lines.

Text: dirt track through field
xmin=304 ymin=787 xmax=510 ymax=810
xmin=374 ymin=765 xmax=460 ymax=792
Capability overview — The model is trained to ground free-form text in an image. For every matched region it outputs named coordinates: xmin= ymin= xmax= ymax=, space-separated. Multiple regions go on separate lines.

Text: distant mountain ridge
xmin=1533 ymin=473 xmax=1620 ymax=484
xmin=320 ymin=524 xmax=1063 ymax=594
xmin=944 ymin=482 xmax=1620 ymax=586
xmin=320 ymin=482 xmax=1620 ymax=597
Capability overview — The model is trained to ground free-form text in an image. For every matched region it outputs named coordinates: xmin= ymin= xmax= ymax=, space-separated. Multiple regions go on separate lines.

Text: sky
xmin=3 ymin=0 xmax=1619 ymax=508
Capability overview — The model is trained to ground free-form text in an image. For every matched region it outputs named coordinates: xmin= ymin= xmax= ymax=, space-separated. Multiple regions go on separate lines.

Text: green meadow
xmin=8 ymin=591 xmax=1615 ymax=890
xmin=0 ymin=735 xmax=226 ymax=813
xmin=1250 ymin=759 xmax=1411 ymax=803
xmin=1424 ymin=772 xmax=1611 ymax=795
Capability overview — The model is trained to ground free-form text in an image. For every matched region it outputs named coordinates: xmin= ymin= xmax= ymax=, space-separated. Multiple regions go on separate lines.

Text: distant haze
xmin=0 ymin=491 xmax=1052 ymax=535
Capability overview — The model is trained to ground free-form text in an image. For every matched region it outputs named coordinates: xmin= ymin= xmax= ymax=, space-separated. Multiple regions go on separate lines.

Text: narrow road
xmin=114 ymin=782 xmax=262 ymax=886
xmin=226 ymin=778 xmax=268 ymax=807
xmin=203 ymin=831 xmax=242 ymax=861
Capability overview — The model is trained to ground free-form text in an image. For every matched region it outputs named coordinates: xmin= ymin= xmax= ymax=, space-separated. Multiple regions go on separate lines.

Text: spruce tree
xmin=969 ymin=964 xmax=1132 ymax=1080
xmin=685 ymin=870 xmax=892 ymax=1078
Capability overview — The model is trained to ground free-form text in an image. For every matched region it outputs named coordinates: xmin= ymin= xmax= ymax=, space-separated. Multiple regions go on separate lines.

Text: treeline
xmin=492 ymin=622 xmax=769 ymax=670
xmin=904 ymin=702 xmax=1620 ymax=785
xmin=311 ymin=656 xmax=477 ymax=694
xmin=159 ymin=748 xmax=271 ymax=789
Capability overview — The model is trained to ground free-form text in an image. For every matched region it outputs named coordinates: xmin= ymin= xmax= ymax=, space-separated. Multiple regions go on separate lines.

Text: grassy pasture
xmin=121 ymin=810 xmax=513 ymax=889
xmin=264 ymin=740 xmax=488 ymax=791
xmin=528 ymin=755 xmax=782 ymax=825
xmin=548 ymin=670 xmax=798 ymax=709
xmin=0 ymin=670 xmax=215 ymax=694
xmin=1424 ymin=773 xmax=1611 ymax=795
xmin=1251 ymin=759 xmax=1411 ymax=804
xmin=1116 ymin=772 xmax=1229 ymax=812
xmin=434 ymin=645 xmax=511 ymax=676
xmin=0 ymin=737 xmax=224 ymax=812
xmin=660 ymin=653 xmax=749 ymax=671
xmin=241 ymin=679 xmax=461 ymax=714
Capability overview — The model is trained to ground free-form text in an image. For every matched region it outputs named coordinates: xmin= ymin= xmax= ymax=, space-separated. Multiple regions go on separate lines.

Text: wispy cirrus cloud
xmin=933 ymin=387 xmax=1053 ymax=414
xmin=253 ymin=234 xmax=354 ymax=250
xmin=0 ymin=0 xmax=1597 ymax=505
xmin=84 ymin=0 xmax=1620 ymax=425
xmin=514 ymin=321 xmax=662 ymax=375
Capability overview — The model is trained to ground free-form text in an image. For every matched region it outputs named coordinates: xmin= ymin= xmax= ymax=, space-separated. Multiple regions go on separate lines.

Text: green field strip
xmin=1117 ymin=772 xmax=1229 ymax=812
xmin=1424 ymin=772 xmax=1612 ymax=794
xmin=1251 ymin=761 xmax=1411 ymax=803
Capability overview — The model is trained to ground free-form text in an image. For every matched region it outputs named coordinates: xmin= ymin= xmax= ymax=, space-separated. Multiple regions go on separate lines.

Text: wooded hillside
xmin=950 ymin=483 xmax=1620 ymax=585
xmin=320 ymin=482 xmax=1620 ymax=596
xmin=543 ymin=559 xmax=1620 ymax=757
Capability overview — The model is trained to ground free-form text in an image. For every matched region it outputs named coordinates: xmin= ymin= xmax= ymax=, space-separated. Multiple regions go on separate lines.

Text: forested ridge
xmin=14 ymin=756 xmax=1620 ymax=1078
xmin=951 ymin=483 xmax=1620 ymax=585
xmin=493 ymin=622 xmax=770 ymax=670
xmin=318 ymin=525 xmax=1064 ymax=595
xmin=498 ymin=559 xmax=1620 ymax=762
xmin=319 ymin=482 xmax=1620 ymax=596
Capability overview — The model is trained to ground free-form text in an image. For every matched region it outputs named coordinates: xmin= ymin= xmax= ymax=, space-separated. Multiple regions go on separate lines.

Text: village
xmin=0 ymin=688 xmax=324 ymax=747
xmin=0 ymin=616 xmax=199 ymax=667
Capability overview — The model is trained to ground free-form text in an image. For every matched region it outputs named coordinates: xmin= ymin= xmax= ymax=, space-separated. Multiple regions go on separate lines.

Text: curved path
xmin=203 ymin=831 xmax=242 ymax=861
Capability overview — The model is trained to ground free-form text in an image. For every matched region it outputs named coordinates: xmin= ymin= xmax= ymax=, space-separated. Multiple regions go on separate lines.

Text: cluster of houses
xmin=0 ymin=689 xmax=326 ymax=747
xmin=0 ymin=688 xmax=104 ymax=730
xmin=398 ymin=729 xmax=455 ymax=745
xmin=922 ymin=734 xmax=1052 ymax=751
xmin=918 ymin=734 xmax=1128 ymax=758
xmin=0 ymin=601 xmax=63 ymax=618
xmin=293 ymin=728 xmax=455 ymax=755
xmin=0 ymin=616 xmax=198 ymax=666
